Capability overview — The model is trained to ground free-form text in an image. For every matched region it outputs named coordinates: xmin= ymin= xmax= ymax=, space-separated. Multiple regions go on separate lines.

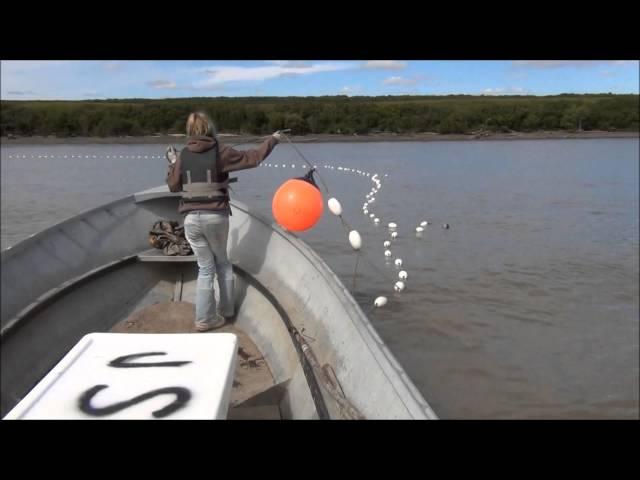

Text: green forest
xmin=1 ymin=94 xmax=638 ymax=137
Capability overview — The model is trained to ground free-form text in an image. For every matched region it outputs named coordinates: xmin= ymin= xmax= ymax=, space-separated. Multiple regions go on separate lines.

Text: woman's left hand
xmin=165 ymin=146 xmax=178 ymax=164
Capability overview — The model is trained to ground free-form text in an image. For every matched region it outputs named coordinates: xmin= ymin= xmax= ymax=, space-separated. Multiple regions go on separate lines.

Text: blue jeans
xmin=184 ymin=210 xmax=234 ymax=328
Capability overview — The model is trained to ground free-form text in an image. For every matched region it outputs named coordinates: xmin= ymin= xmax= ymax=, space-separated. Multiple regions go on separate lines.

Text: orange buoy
xmin=272 ymin=169 xmax=323 ymax=232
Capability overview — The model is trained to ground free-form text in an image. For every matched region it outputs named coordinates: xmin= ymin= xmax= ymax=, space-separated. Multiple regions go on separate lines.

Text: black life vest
xmin=179 ymin=144 xmax=230 ymax=203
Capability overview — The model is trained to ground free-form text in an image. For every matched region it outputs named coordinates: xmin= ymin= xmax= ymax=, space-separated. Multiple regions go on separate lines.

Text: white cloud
xmin=383 ymin=76 xmax=418 ymax=86
xmin=1 ymin=61 xmax=99 ymax=100
xmin=103 ymin=61 xmax=123 ymax=71
xmin=363 ymin=60 xmax=407 ymax=70
xmin=0 ymin=60 xmax=72 ymax=72
xmin=148 ymin=80 xmax=177 ymax=89
xmin=340 ymin=86 xmax=363 ymax=96
xmin=194 ymin=62 xmax=352 ymax=88
xmin=481 ymin=87 xmax=529 ymax=95
xmin=82 ymin=91 xmax=106 ymax=98
xmin=512 ymin=60 xmax=637 ymax=69
xmin=266 ymin=60 xmax=310 ymax=68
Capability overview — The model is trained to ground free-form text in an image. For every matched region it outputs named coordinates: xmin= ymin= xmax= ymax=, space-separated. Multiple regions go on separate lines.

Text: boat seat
xmin=137 ymin=249 xmax=197 ymax=262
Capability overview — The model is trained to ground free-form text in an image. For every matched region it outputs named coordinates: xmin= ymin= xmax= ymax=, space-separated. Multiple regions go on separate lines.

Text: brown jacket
xmin=166 ymin=135 xmax=278 ymax=214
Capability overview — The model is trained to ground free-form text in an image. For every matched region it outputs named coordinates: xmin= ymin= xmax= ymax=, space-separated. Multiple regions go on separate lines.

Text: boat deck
xmin=110 ymin=301 xmax=281 ymax=419
xmin=109 ymin=247 xmax=283 ymax=419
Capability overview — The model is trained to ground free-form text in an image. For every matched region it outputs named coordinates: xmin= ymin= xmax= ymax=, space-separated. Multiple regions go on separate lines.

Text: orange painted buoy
xmin=272 ymin=171 xmax=323 ymax=232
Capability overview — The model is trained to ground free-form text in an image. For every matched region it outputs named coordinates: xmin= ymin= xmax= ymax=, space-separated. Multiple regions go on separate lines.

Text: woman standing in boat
xmin=166 ymin=112 xmax=281 ymax=332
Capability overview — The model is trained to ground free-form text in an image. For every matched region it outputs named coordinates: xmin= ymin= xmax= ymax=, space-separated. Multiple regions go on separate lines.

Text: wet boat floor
xmin=110 ymin=301 xmax=281 ymax=419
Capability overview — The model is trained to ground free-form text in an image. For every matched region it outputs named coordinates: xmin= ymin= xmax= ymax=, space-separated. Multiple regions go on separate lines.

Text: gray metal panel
xmin=137 ymin=249 xmax=197 ymax=262
xmin=224 ymin=197 xmax=437 ymax=419
xmin=134 ymin=188 xmax=182 ymax=203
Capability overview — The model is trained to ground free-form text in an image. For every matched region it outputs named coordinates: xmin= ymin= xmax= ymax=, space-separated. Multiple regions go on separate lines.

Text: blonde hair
xmin=186 ymin=111 xmax=216 ymax=138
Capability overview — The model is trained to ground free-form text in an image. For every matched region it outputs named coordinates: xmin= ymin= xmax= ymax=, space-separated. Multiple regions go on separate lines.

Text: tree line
xmin=1 ymin=94 xmax=638 ymax=137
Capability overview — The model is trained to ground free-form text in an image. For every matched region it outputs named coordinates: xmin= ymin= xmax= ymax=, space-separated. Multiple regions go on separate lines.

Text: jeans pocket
xmin=184 ymin=216 xmax=199 ymax=240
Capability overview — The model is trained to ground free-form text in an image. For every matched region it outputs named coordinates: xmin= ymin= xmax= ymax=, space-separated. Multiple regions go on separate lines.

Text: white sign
xmin=4 ymin=333 xmax=238 ymax=420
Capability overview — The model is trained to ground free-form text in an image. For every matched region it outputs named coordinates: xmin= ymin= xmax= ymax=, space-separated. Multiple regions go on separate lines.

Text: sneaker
xmin=195 ymin=314 xmax=225 ymax=332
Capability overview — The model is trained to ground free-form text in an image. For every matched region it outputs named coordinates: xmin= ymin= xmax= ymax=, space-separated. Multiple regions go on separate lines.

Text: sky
xmin=1 ymin=60 xmax=638 ymax=100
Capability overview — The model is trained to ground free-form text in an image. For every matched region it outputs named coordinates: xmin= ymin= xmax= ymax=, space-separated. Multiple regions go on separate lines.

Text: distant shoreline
xmin=2 ymin=130 xmax=638 ymax=145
